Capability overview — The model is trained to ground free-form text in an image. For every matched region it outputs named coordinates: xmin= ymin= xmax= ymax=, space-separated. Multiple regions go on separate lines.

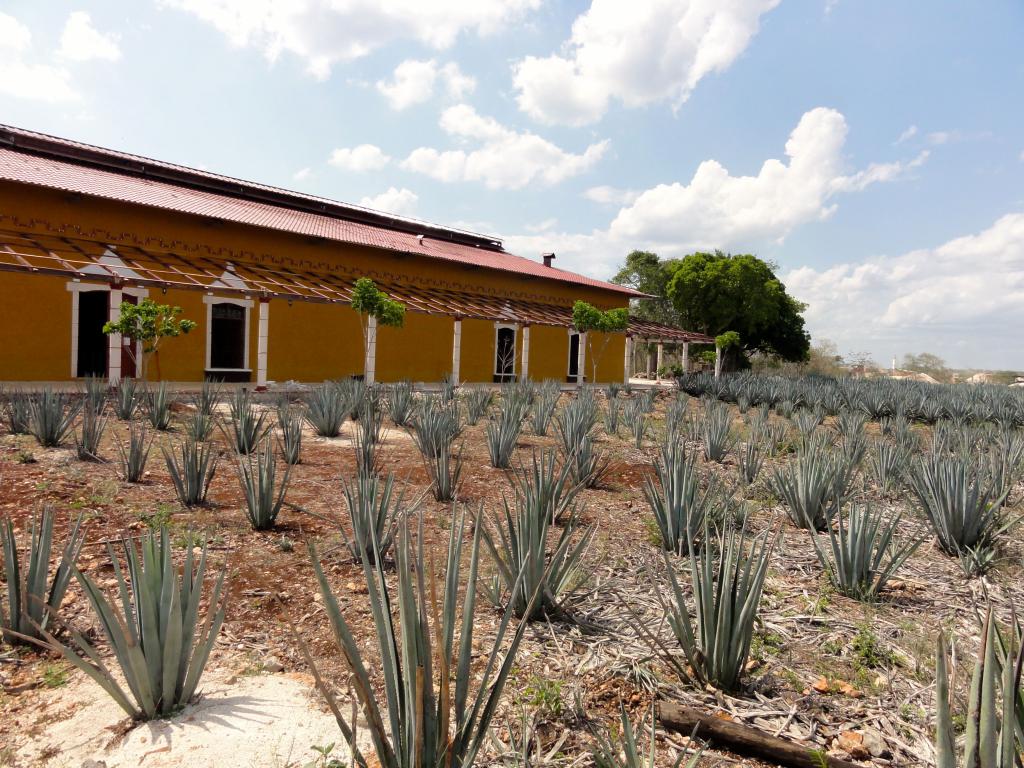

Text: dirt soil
xmin=1 ymin=388 xmax=1022 ymax=767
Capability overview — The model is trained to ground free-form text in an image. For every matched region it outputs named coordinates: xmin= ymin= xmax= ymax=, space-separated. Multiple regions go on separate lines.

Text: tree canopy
xmin=612 ymin=250 xmax=809 ymax=365
xmin=102 ymin=298 xmax=197 ymax=380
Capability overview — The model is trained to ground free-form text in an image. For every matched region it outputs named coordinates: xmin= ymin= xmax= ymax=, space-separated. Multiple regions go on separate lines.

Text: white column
xmin=451 ymin=318 xmax=462 ymax=385
xmin=645 ymin=346 xmax=653 ymax=376
xmin=107 ymin=287 xmax=123 ymax=386
xmin=576 ymin=331 xmax=587 ymax=387
xmin=256 ymin=298 xmax=270 ymax=389
xmin=623 ymin=335 xmax=633 ymax=385
xmin=714 ymin=345 xmax=722 ymax=379
xmin=682 ymin=341 xmax=690 ymax=373
xmin=656 ymin=342 xmax=664 ymax=381
xmin=365 ymin=315 xmax=378 ymax=385
xmin=520 ymin=325 xmax=530 ymax=381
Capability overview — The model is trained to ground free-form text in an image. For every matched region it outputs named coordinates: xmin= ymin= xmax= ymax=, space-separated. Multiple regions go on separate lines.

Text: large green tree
xmin=611 ymin=250 xmax=680 ymax=325
xmin=666 ymin=251 xmax=810 ymax=366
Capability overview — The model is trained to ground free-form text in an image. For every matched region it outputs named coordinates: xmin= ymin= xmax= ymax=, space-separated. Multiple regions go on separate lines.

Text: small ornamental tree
xmin=350 ymin=277 xmax=406 ymax=379
xmin=571 ymin=300 xmax=629 ymax=383
xmin=102 ymin=299 xmax=197 ymax=381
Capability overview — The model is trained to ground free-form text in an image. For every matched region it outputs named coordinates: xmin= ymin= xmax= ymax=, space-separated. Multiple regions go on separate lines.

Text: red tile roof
xmin=0 ymin=124 xmax=642 ymax=297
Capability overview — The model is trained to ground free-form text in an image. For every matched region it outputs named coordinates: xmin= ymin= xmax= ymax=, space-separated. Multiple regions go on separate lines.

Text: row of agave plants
xmin=679 ymin=371 xmax=1024 ymax=426
xmin=2 ymin=376 xmax=1024 ymax=765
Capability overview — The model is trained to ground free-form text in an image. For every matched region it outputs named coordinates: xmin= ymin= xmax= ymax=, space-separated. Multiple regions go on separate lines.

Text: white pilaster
xmin=451 ymin=318 xmax=462 ymax=385
xmin=623 ymin=335 xmax=633 ymax=385
xmin=107 ymin=287 xmax=123 ymax=386
xmin=656 ymin=342 xmax=664 ymax=381
xmin=365 ymin=315 xmax=378 ymax=385
xmin=256 ymin=298 xmax=270 ymax=388
xmin=714 ymin=345 xmax=722 ymax=379
xmin=682 ymin=341 xmax=690 ymax=373
xmin=520 ymin=325 xmax=530 ymax=381
xmin=576 ymin=331 xmax=587 ymax=387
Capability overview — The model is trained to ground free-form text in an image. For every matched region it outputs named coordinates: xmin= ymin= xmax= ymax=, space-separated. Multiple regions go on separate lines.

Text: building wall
xmin=376 ymin=312 xmax=453 ymax=383
xmin=0 ymin=272 xmax=73 ymax=380
xmin=266 ymin=299 xmax=363 ymax=383
xmin=0 ymin=182 xmax=629 ymax=383
xmin=528 ymin=324 xmax=572 ymax=383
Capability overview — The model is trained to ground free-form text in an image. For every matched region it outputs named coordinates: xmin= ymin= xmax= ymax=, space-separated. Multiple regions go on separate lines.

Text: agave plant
xmin=511 ymin=449 xmax=582 ymax=525
xmin=49 ymin=528 xmax=226 ymax=720
xmin=112 ymin=377 xmax=138 ymax=420
xmin=82 ymin=375 xmax=107 ymax=416
xmin=183 ymin=408 xmax=215 ymax=442
xmin=306 ymin=383 xmax=349 ymax=437
xmin=604 ymin=396 xmax=620 ymax=436
xmin=464 ymin=389 xmax=494 ymax=426
xmin=278 ymin=411 xmax=303 ymax=465
xmin=555 ymin=394 xmax=598 ymax=455
xmin=116 ymin=422 xmax=153 ymax=483
xmin=565 ymin=434 xmax=611 ymax=489
xmin=737 ymin=437 xmax=764 ymax=486
xmin=411 ymin=401 xmax=463 ymax=502
xmin=701 ymin=401 xmax=735 ymax=463
xmin=908 ymin=454 xmax=1013 ymax=558
xmin=482 ymin=493 xmax=594 ymax=620
xmin=74 ymin=405 xmax=109 ymax=461
xmin=869 ymin=440 xmax=908 ymax=494
xmin=385 ymin=381 xmax=414 ymax=426
xmin=935 ymin=610 xmax=1023 ymax=768
xmin=144 ymin=382 xmax=173 ymax=431
xmin=770 ymin=449 xmax=847 ymax=530
xmin=664 ymin=397 xmax=689 ymax=440
xmin=337 ymin=377 xmax=367 ymax=420
xmin=5 ymin=391 xmax=31 ymax=434
xmin=237 ymin=440 xmax=291 ymax=530
xmin=303 ymin=510 xmax=539 ymax=768
xmin=808 ymin=504 xmax=922 ymax=601
xmin=29 ymin=389 xmax=81 ymax=447
xmin=592 ymin=702 xmax=703 ymax=768
xmin=225 ymin=389 xmax=271 ymax=454
xmin=486 ymin=401 xmax=524 ymax=469
xmin=644 ymin=441 xmax=719 ymax=555
xmin=191 ymin=379 xmax=222 ymax=417
xmin=655 ymin=524 xmax=774 ymax=691
xmin=339 ymin=471 xmax=419 ymax=563
xmin=164 ymin=437 xmax=218 ymax=507
xmin=1 ymin=508 xmax=85 ymax=643
xmin=530 ymin=380 xmax=560 ymax=436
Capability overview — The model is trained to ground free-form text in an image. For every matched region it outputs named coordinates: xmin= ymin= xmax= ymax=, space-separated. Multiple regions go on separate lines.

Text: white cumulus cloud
xmin=0 ymin=12 xmax=79 ymax=103
xmin=401 ymin=104 xmax=608 ymax=190
xmin=161 ymin=0 xmax=540 ymax=79
xmin=328 ymin=144 xmax=391 ymax=172
xmin=58 ymin=11 xmax=121 ymax=62
xmin=784 ymin=212 xmax=1024 ymax=367
xmin=359 ymin=187 xmax=419 ymax=217
xmin=584 ymin=185 xmax=639 ymax=205
xmin=506 ymin=107 xmax=928 ymax=279
xmin=376 ymin=59 xmax=475 ymax=110
xmin=513 ymin=0 xmax=779 ymax=125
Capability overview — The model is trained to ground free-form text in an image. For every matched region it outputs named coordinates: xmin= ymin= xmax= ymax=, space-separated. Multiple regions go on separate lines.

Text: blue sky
xmin=1 ymin=1 xmax=1022 ymax=369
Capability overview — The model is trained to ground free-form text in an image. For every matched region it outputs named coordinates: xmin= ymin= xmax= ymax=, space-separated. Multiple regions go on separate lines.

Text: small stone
xmin=81 ymin=760 xmax=108 ymax=768
xmin=861 ymin=728 xmax=889 ymax=758
xmin=263 ymin=657 xmax=284 ymax=673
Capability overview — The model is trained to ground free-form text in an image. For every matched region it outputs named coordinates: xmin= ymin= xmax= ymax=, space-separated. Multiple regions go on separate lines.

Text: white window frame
xmin=493 ymin=322 xmax=518 ymax=379
xmin=66 ymin=281 xmax=148 ymax=379
xmin=567 ymin=329 xmax=581 ymax=379
xmin=204 ymin=294 xmax=253 ymax=373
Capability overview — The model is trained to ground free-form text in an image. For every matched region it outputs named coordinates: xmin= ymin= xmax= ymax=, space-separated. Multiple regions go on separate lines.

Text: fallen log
xmin=657 ymin=701 xmax=864 ymax=768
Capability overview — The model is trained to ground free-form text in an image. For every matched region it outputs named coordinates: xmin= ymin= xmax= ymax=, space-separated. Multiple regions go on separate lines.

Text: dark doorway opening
xmin=210 ymin=302 xmax=246 ymax=371
xmin=77 ymin=290 xmax=108 ymax=379
xmin=494 ymin=326 xmax=516 ymax=383
xmin=567 ymin=332 xmax=580 ymax=382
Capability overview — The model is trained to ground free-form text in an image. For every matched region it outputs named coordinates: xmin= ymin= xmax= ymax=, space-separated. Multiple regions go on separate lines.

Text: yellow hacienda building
xmin=0 ymin=124 xmax=705 ymax=387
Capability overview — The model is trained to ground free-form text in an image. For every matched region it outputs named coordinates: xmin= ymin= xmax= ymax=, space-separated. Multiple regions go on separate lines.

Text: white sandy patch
xmin=15 ymin=671 xmax=371 ymax=768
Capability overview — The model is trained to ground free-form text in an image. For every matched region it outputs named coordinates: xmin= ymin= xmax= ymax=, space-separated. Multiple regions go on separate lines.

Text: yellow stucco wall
xmin=266 ymin=299 xmax=363 ymax=382
xmin=0 ymin=272 xmax=73 ymax=381
xmin=0 ymin=182 xmax=629 ymax=383
xmin=376 ymin=312 xmax=453 ymax=383
xmin=527 ymin=324 xmax=571 ymax=383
